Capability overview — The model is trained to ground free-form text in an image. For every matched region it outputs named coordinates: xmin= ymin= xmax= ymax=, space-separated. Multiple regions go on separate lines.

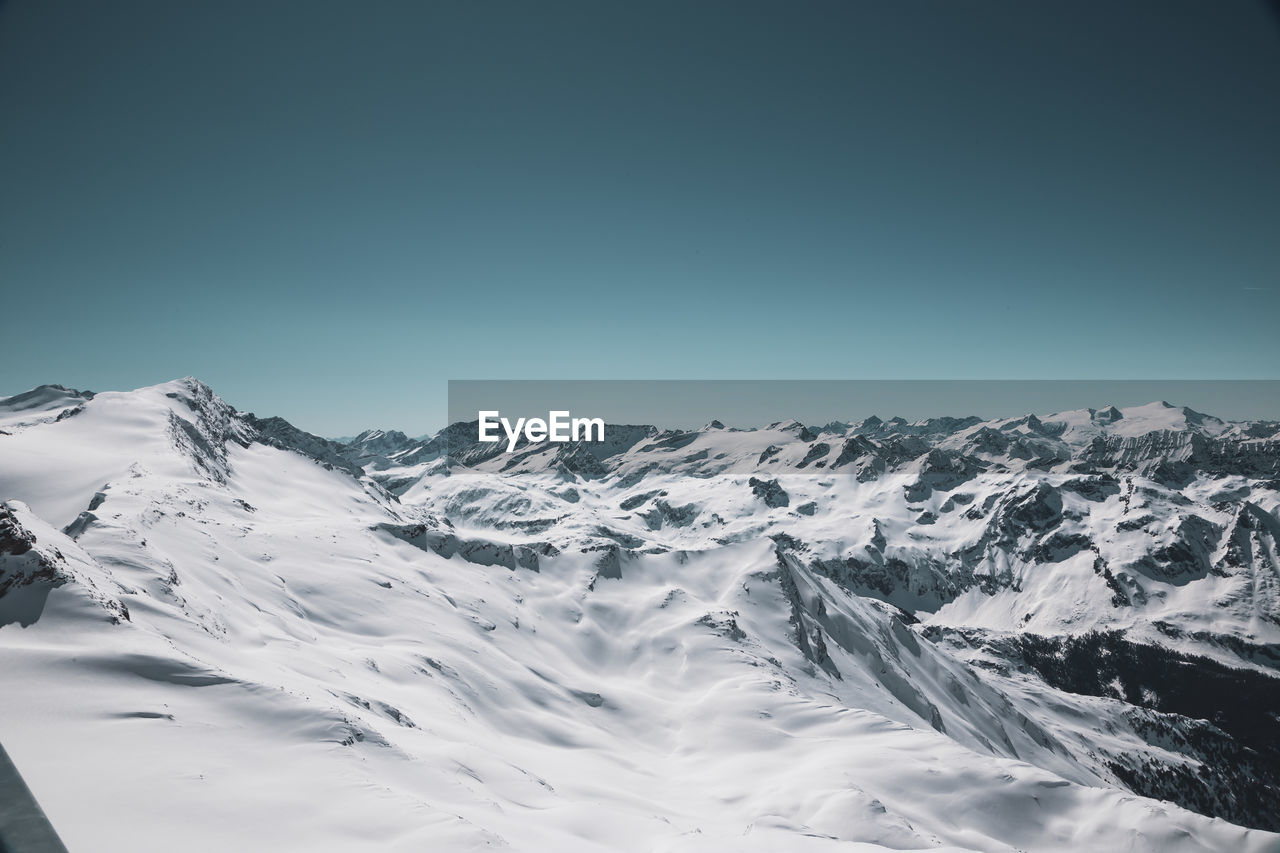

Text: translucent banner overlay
xmin=443 ymin=380 xmax=1280 ymax=477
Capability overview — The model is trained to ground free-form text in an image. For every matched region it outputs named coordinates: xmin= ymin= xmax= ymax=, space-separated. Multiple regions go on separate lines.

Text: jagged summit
xmin=351 ymin=428 xmax=409 ymax=446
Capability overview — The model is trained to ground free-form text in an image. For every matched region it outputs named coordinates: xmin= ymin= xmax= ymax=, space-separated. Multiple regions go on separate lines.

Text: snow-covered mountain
xmin=2 ymin=378 xmax=1278 ymax=852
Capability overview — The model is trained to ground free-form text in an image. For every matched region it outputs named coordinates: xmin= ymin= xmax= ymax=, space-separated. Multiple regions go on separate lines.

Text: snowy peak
xmin=0 ymin=383 xmax=94 ymax=413
xmin=0 ymin=383 xmax=95 ymax=431
xmin=0 ymin=377 xmax=378 ymax=527
xmin=1037 ymin=400 xmax=1231 ymax=445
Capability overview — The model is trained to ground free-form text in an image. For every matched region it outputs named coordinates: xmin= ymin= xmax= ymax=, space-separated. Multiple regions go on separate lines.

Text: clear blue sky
xmin=2 ymin=1 xmax=1277 ymax=435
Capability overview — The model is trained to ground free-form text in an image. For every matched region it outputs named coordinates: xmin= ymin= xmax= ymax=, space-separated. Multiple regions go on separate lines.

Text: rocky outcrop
xmin=243 ymin=414 xmax=363 ymax=477
xmin=375 ymin=519 xmax=557 ymax=572
xmin=0 ymin=501 xmax=127 ymax=628
xmin=748 ymin=477 xmax=789 ymax=508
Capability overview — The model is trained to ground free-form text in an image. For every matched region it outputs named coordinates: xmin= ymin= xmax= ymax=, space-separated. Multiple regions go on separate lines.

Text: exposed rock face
xmin=0 ymin=501 xmax=127 ymax=628
xmin=376 ymin=519 xmax=559 ymax=572
xmin=1077 ymin=432 xmax=1280 ymax=485
xmin=903 ymin=449 xmax=984 ymax=501
xmin=748 ymin=477 xmax=789 ymax=508
xmin=242 ymin=414 xmax=363 ymax=477
xmin=924 ymin=627 xmax=1280 ymax=831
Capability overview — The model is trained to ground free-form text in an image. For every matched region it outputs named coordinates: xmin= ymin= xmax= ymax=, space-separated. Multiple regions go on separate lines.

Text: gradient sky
xmin=2 ymin=1 xmax=1278 ymax=435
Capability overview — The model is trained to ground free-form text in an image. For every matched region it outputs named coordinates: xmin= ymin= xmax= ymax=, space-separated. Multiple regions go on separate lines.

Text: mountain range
xmin=2 ymin=378 xmax=1278 ymax=852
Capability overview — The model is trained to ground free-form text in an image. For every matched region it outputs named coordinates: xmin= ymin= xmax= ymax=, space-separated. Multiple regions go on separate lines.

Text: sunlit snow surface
xmin=1 ymin=380 xmax=1278 ymax=852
